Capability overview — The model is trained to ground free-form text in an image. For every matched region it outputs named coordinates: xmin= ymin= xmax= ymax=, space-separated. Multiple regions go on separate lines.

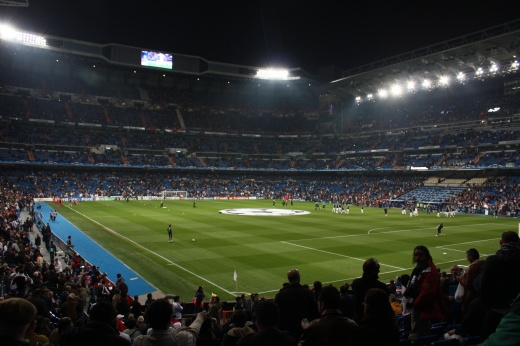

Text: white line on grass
xmin=281 ymin=241 xmax=405 ymax=270
xmin=65 ymin=206 xmax=235 ymax=296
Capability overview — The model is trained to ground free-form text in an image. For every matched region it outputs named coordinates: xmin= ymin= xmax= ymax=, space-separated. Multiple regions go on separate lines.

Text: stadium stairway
xmin=39 ymin=202 xmax=158 ymax=297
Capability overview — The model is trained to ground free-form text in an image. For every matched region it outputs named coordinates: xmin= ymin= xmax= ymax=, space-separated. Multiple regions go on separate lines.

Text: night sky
xmin=1 ymin=0 xmax=518 ymax=74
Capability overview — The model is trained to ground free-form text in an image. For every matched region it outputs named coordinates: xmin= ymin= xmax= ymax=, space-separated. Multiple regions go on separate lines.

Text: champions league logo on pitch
xmin=219 ymin=208 xmax=310 ymax=216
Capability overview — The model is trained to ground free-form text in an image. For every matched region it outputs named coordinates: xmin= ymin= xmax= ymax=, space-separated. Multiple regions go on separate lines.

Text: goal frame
xmin=161 ymin=190 xmax=188 ymax=200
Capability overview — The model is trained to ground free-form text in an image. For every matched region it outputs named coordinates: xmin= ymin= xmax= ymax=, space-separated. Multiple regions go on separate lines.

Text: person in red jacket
xmin=404 ymin=245 xmax=445 ymax=341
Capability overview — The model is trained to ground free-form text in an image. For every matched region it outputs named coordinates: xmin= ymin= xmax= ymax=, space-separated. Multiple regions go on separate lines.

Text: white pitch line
xmin=281 ymin=241 xmax=405 ymax=270
xmin=65 ymin=206 xmax=235 ymax=295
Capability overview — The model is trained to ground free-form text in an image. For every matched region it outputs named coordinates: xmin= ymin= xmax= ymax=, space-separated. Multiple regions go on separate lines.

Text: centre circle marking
xmin=219 ymin=208 xmax=310 ymax=216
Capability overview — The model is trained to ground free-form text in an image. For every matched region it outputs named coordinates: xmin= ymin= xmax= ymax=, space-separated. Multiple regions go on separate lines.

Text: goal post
xmin=161 ymin=190 xmax=188 ymax=200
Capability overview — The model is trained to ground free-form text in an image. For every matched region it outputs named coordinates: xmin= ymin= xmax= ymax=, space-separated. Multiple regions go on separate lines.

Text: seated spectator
xmin=238 ymin=300 xmax=296 ymax=346
xmin=389 ymin=294 xmax=403 ymax=315
xmin=222 ymin=310 xmax=255 ymax=346
xmin=121 ymin=314 xmax=142 ymax=341
xmin=299 ymin=285 xmax=359 ymax=346
xmin=354 ymin=288 xmax=400 ymax=346
xmin=133 ymin=298 xmax=206 ymax=346
xmin=48 ymin=317 xmax=74 ymax=346
xmin=196 ymin=317 xmax=221 ymax=346
xmin=0 ymin=297 xmax=37 ymax=345
xmin=25 ymin=315 xmax=50 ymax=346
xmin=60 ymin=300 xmax=130 ymax=346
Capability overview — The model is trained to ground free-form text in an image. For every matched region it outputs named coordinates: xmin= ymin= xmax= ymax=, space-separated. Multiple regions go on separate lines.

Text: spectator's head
xmin=466 ymin=248 xmax=480 ymax=262
xmin=363 ymin=288 xmax=394 ymax=322
xmin=254 ymin=300 xmax=280 ymax=330
xmin=313 ymin=280 xmax=322 ymax=292
xmin=412 ymin=245 xmax=431 ymax=266
xmin=231 ymin=309 xmax=247 ymax=327
xmin=0 ymin=297 xmax=37 ymax=340
xmin=146 ymin=298 xmax=172 ymax=330
xmin=89 ymin=300 xmax=117 ymax=326
xmin=362 ymin=258 xmax=381 ymax=277
xmin=287 ymin=269 xmax=300 ymax=283
xmin=500 ymin=230 xmax=520 ymax=246
xmin=318 ymin=285 xmax=341 ymax=312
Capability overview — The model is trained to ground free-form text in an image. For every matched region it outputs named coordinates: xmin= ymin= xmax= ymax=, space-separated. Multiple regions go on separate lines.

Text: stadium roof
xmin=318 ymin=19 xmax=520 ymax=98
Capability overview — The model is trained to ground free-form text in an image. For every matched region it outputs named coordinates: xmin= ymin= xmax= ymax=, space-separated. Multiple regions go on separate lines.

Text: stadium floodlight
xmin=422 ymin=79 xmax=431 ymax=89
xmin=390 ymin=84 xmax=402 ymax=96
xmin=476 ymin=67 xmax=484 ymax=76
xmin=457 ymin=71 xmax=466 ymax=82
xmin=256 ymin=68 xmax=290 ymax=80
xmin=407 ymin=81 xmax=415 ymax=92
xmin=0 ymin=24 xmax=46 ymax=46
xmin=355 ymin=96 xmax=362 ymax=103
xmin=489 ymin=63 xmax=499 ymax=74
xmin=378 ymin=89 xmax=388 ymax=99
xmin=512 ymin=60 xmax=519 ymax=70
xmin=366 ymin=93 xmax=373 ymax=100
xmin=439 ymin=75 xmax=449 ymax=86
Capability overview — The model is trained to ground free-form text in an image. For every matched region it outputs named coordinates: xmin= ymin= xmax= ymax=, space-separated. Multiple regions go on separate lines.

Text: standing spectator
xmin=274 ymin=269 xmax=319 ymax=340
xmin=222 ymin=310 xmax=255 ymax=346
xmin=299 ymin=285 xmax=359 ymax=346
xmin=61 ymin=300 xmax=130 ymax=346
xmin=459 ymin=248 xmax=484 ymax=316
xmin=479 ymin=230 xmax=520 ymax=340
xmin=237 ymin=300 xmax=297 ymax=346
xmin=0 ymin=297 xmax=37 ymax=345
xmin=133 ymin=298 xmax=206 ymax=346
xmin=144 ymin=292 xmax=155 ymax=309
xmin=404 ymin=245 xmax=445 ymax=341
xmin=171 ymin=295 xmax=183 ymax=323
xmin=354 ymin=288 xmax=400 ymax=346
xmin=352 ymin=258 xmax=389 ymax=323
xmin=48 ymin=240 xmax=57 ymax=263
xmin=194 ymin=285 xmax=205 ymax=313
xmin=130 ymin=295 xmax=143 ymax=318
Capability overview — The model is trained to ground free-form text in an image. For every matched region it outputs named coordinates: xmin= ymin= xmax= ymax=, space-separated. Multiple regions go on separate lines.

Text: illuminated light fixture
xmin=439 ymin=75 xmax=449 ymax=86
xmin=0 ymin=25 xmax=46 ymax=46
xmin=407 ymin=81 xmax=415 ymax=91
xmin=512 ymin=61 xmax=519 ymax=70
xmin=367 ymin=93 xmax=373 ymax=100
xmin=422 ymin=79 xmax=431 ymax=89
xmin=378 ymin=89 xmax=388 ymax=98
xmin=390 ymin=84 xmax=402 ymax=96
xmin=457 ymin=71 xmax=466 ymax=81
xmin=255 ymin=68 xmax=296 ymax=80
xmin=489 ymin=63 xmax=498 ymax=73
xmin=355 ymin=96 xmax=362 ymax=102
xmin=476 ymin=67 xmax=484 ymax=76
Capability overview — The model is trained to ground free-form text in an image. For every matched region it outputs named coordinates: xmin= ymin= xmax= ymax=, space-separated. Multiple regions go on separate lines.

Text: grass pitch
xmin=57 ymin=200 xmax=518 ymax=301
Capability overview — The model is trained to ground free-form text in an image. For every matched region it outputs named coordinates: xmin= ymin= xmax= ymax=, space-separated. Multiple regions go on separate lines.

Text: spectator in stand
xmin=389 ymin=294 xmax=403 ymax=315
xmin=171 ymin=295 xmax=183 ymax=323
xmin=48 ymin=317 xmax=74 ymax=346
xmin=442 ymin=265 xmax=462 ymax=325
xmin=459 ymin=248 xmax=484 ymax=316
xmin=479 ymin=230 xmax=520 ymax=341
xmin=133 ymin=298 xmax=206 ymax=346
xmin=274 ymin=269 xmax=319 ymax=340
xmin=196 ymin=316 xmax=221 ymax=346
xmin=0 ymin=297 xmax=37 ymax=345
xmin=354 ymin=288 xmax=399 ymax=346
xmin=299 ymin=285 xmax=359 ymax=346
xmin=61 ymin=300 xmax=130 ymax=346
xmin=237 ymin=300 xmax=297 ymax=346
xmin=144 ymin=292 xmax=155 ymax=309
xmin=351 ymin=258 xmax=389 ymax=323
xmin=121 ymin=314 xmax=142 ymax=341
xmin=339 ymin=282 xmax=357 ymax=321
xmin=194 ymin=285 xmax=205 ymax=313
xmin=404 ymin=245 xmax=445 ymax=341
xmin=222 ymin=310 xmax=255 ymax=346
xmin=60 ymin=293 xmax=79 ymax=322
xmin=130 ymin=294 xmax=143 ymax=318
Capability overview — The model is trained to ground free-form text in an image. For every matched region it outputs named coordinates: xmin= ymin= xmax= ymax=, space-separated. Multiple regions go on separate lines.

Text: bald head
xmin=287 ymin=269 xmax=300 ymax=283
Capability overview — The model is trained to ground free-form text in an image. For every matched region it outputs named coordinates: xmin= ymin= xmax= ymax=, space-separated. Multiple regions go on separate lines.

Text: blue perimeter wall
xmin=41 ymin=202 xmax=157 ymax=296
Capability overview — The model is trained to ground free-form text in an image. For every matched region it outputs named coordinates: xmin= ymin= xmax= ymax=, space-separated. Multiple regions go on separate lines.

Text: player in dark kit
xmin=436 ymin=223 xmax=444 ymax=236
xmin=167 ymin=224 xmax=172 ymax=242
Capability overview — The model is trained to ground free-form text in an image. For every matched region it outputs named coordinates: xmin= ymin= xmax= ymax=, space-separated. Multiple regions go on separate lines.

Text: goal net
xmin=161 ymin=190 xmax=188 ymax=200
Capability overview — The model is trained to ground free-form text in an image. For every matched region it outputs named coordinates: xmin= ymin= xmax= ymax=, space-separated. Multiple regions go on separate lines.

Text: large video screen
xmin=141 ymin=50 xmax=173 ymax=70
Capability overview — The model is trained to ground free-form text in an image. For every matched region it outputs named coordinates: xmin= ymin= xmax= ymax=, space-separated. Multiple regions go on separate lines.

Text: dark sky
xmin=1 ymin=0 xmax=518 ymax=74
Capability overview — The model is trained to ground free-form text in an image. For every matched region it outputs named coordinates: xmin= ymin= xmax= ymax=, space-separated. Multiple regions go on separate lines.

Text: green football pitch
xmin=58 ymin=200 xmax=518 ymax=301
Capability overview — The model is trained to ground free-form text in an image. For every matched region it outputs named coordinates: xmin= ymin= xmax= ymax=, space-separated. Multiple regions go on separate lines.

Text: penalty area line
xmin=281 ymin=241 xmax=405 ymax=271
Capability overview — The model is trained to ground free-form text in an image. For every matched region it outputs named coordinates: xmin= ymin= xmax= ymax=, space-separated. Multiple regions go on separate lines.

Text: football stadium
xmin=1 ymin=3 xmax=520 ymax=345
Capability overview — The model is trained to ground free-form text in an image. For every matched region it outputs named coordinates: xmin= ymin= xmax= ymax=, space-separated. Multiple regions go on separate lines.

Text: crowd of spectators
xmin=1 ymin=180 xmax=519 ymax=345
